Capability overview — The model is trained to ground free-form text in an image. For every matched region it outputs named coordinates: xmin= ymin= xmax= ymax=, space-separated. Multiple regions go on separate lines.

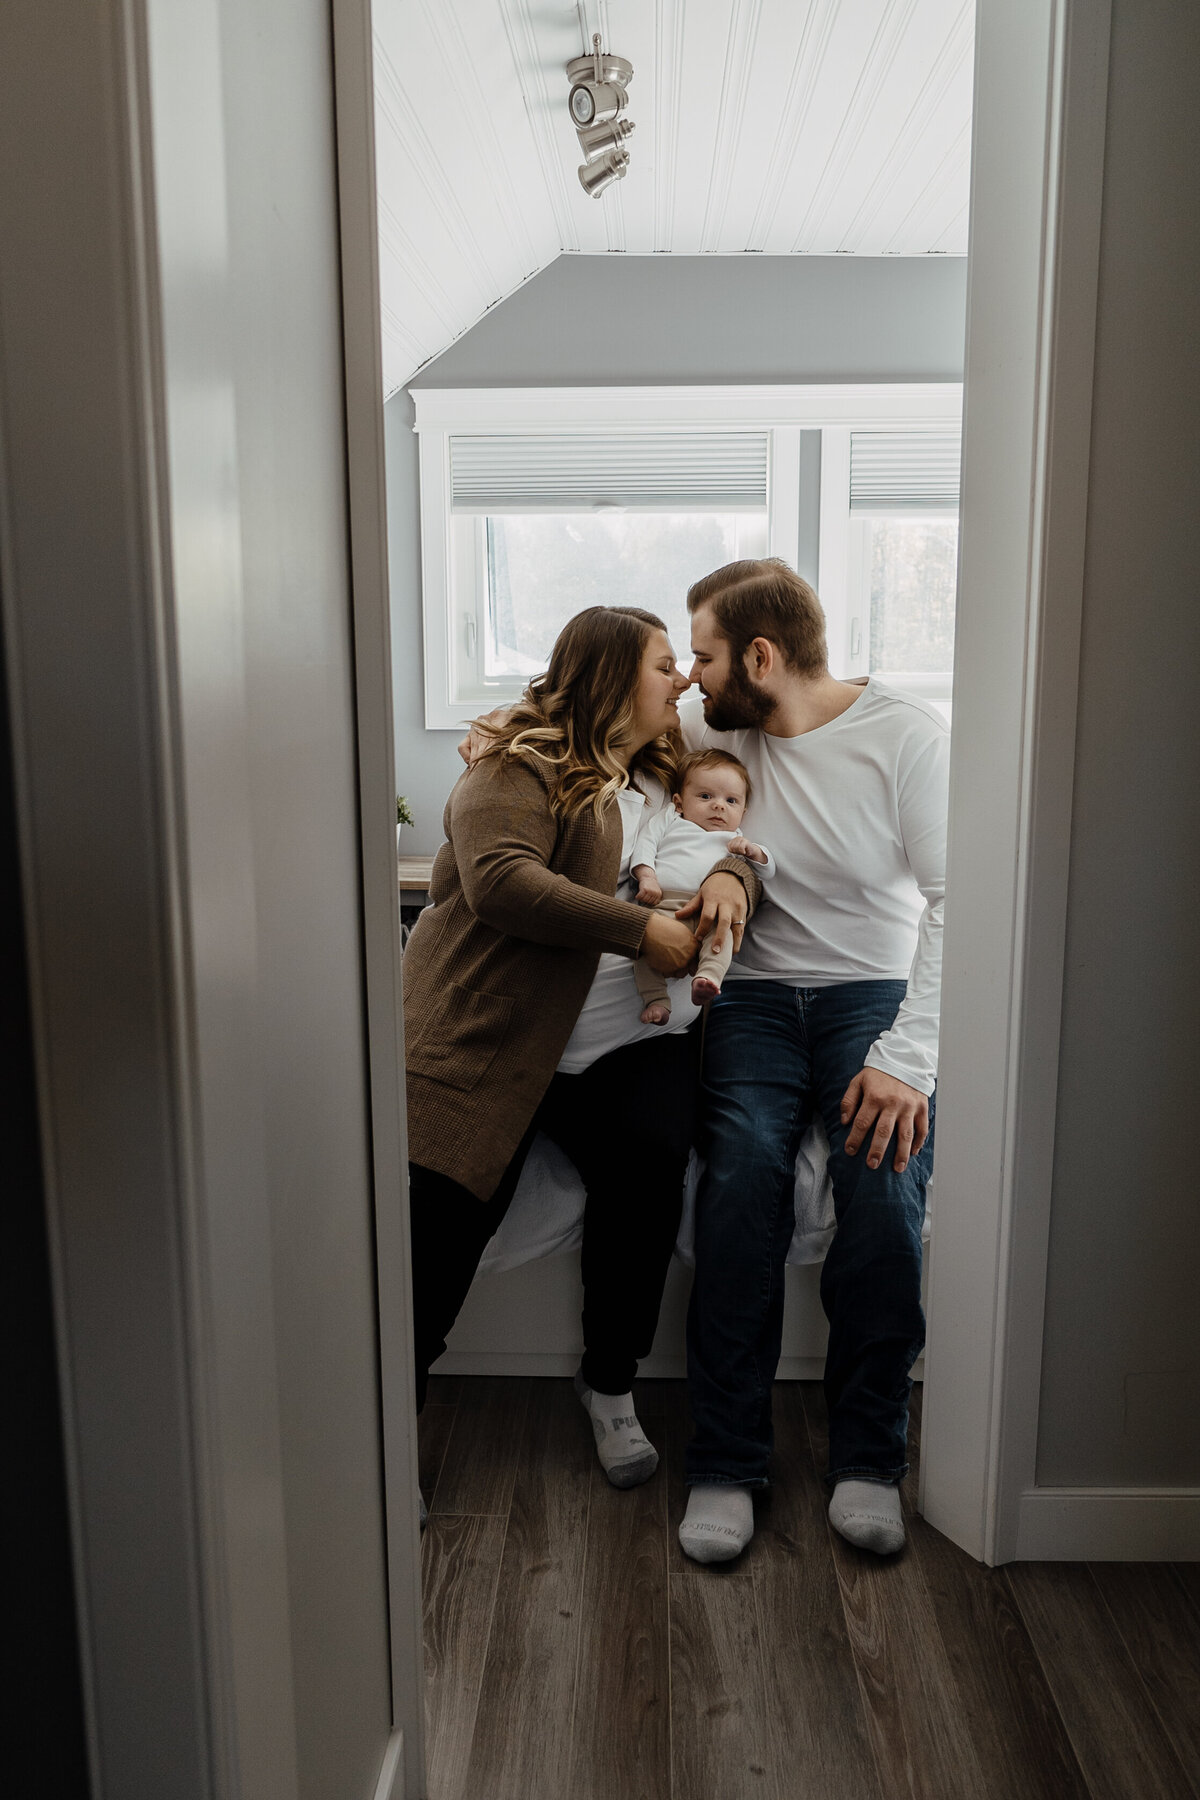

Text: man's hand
xmin=840 ymin=1068 xmax=930 ymax=1174
xmin=675 ymin=871 xmax=749 ymax=957
xmin=727 ymin=834 xmax=768 ymax=866
xmin=641 ymin=911 xmax=700 ymax=976
xmin=456 ymin=707 xmax=512 ymax=767
xmin=632 ymin=863 xmax=664 ymax=907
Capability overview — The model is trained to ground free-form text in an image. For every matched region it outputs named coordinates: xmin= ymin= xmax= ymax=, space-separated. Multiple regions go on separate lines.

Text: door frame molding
xmin=919 ymin=0 xmax=1112 ymax=1564
xmin=330 ymin=0 xmax=427 ymax=1789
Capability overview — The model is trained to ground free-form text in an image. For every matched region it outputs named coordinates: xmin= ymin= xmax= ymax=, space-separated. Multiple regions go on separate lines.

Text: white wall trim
xmin=435 ymin=1351 xmax=840 ymax=1381
xmin=918 ymin=0 xmax=1112 ymax=1565
xmin=371 ymin=1729 xmax=408 ymax=1800
xmin=1015 ymin=1489 xmax=1200 ymax=1562
xmin=411 ymin=382 xmax=963 ymax=433
xmin=330 ymin=2 xmax=428 ymax=1792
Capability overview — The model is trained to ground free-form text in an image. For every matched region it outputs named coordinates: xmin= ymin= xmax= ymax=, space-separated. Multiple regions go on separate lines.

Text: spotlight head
xmin=576 ymin=116 xmax=635 ymax=161
xmin=566 ymin=51 xmax=634 ymax=90
xmin=568 ymin=79 xmax=628 ymax=128
xmin=577 ymin=148 xmax=630 ymax=197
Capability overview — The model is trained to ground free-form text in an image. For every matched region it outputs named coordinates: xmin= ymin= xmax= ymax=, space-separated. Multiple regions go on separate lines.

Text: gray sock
xmin=678 ymin=1483 xmax=754 ymax=1563
xmin=574 ymin=1371 xmax=659 ymax=1488
xmin=828 ymin=1477 xmax=905 ymax=1554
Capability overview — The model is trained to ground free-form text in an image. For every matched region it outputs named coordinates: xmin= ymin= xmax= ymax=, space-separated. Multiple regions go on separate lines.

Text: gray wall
xmin=1035 ymin=0 xmax=1200 ymax=1486
xmin=210 ymin=0 xmax=396 ymax=1785
xmin=387 ymin=253 xmax=967 ymax=851
xmin=2 ymin=0 xmax=398 ymax=1791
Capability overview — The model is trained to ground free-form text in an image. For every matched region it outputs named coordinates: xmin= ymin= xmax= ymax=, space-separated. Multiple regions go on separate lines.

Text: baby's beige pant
xmin=633 ymin=888 xmax=734 ymax=1011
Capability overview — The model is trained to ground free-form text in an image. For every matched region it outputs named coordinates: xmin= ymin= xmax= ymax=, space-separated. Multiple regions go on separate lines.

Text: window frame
xmin=817 ymin=427 xmax=960 ymax=699
xmin=413 ymin=384 xmax=963 ymax=728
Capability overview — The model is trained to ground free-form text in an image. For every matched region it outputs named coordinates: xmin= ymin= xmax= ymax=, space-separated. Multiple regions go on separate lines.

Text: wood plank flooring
xmin=419 ymin=1376 xmax=1200 ymax=1800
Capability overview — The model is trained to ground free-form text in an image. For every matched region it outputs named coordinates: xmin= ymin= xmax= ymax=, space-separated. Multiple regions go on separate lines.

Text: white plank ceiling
xmin=373 ymin=0 xmax=975 ymax=397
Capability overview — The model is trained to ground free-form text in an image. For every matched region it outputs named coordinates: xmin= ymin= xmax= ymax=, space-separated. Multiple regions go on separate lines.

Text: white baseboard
xmin=434 ymin=1350 xmax=832 ymax=1380
xmin=371 ymin=1729 xmax=405 ymax=1800
xmin=1014 ymin=1488 xmax=1200 ymax=1560
xmin=433 ymin=1351 xmax=925 ymax=1383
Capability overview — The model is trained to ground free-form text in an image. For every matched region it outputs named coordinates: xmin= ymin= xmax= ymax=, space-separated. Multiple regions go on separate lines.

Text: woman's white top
xmin=681 ymin=679 xmax=949 ymax=1095
xmin=555 ymin=786 xmax=702 ymax=1074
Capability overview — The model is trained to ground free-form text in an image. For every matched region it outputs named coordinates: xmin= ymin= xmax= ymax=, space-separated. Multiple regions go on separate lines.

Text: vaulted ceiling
xmin=372 ymin=0 xmax=975 ymax=398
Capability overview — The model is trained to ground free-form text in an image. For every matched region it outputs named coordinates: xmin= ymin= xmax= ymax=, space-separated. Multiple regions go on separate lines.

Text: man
xmin=673 ymin=558 xmax=948 ymax=1564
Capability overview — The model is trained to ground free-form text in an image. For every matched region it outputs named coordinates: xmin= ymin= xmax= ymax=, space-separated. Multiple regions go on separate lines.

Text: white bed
xmin=435 ymin=1118 xmax=930 ymax=1380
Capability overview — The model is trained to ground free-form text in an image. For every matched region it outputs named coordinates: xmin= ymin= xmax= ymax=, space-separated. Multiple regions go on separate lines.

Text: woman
xmin=405 ymin=605 xmax=759 ymax=1491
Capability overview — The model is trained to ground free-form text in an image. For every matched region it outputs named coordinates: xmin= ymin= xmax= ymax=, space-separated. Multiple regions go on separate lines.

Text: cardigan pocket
xmin=405 ymin=982 xmax=515 ymax=1092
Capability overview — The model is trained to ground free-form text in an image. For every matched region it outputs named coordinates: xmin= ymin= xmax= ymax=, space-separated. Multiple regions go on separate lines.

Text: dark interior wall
xmin=0 ymin=631 xmax=91 ymax=1797
xmin=387 ymin=253 xmax=968 ymax=851
xmin=1036 ymin=0 xmax=1200 ymax=1485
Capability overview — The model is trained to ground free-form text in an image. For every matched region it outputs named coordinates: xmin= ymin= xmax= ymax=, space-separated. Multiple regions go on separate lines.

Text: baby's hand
xmin=727 ymin=834 xmax=768 ymax=865
xmin=632 ymin=864 xmax=663 ymax=906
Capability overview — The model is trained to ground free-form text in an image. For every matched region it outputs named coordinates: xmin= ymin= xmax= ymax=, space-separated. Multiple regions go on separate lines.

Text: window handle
xmin=850 ymin=617 xmax=862 ymax=659
xmin=464 ymin=612 xmax=477 ymax=659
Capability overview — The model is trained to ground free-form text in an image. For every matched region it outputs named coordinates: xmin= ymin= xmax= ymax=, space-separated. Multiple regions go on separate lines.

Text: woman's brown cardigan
xmin=403 ymin=751 xmax=761 ymax=1200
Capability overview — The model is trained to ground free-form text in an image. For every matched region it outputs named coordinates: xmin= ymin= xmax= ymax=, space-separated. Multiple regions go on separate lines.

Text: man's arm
xmin=840 ymin=728 xmax=949 ymax=1172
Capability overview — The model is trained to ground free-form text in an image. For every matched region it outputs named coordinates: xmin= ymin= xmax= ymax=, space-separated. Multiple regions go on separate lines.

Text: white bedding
xmin=477 ymin=1118 xmax=838 ymax=1277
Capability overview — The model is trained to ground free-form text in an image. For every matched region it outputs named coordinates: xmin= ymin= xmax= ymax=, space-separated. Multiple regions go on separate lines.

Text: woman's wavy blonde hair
xmin=478 ymin=605 xmax=681 ymax=818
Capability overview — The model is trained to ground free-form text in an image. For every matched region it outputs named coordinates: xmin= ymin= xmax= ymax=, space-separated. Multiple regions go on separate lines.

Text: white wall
xmin=154 ymin=0 xmax=396 ymax=1788
xmin=1035 ymin=0 xmax=1200 ymax=1488
xmin=386 ymin=252 xmax=968 ymax=852
xmin=0 ymin=0 xmax=400 ymax=1792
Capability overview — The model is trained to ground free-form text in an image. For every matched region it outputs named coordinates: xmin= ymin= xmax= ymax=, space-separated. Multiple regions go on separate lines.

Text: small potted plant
xmin=396 ymin=794 xmax=414 ymax=855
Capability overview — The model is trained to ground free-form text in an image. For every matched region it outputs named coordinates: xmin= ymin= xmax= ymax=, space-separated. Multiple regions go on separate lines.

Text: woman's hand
xmin=640 ymin=911 xmax=700 ymax=976
xmin=675 ymin=871 xmax=749 ymax=957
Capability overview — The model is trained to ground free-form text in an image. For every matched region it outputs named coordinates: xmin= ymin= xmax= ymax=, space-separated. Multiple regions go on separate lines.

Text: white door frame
xmin=919 ymin=0 xmax=1112 ymax=1564
xmin=329 ymin=0 xmax=427 ymax=1790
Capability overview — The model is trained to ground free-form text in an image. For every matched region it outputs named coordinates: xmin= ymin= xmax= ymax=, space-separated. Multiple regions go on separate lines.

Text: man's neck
xmin=762 ymin=672 xmax=866 ymax=738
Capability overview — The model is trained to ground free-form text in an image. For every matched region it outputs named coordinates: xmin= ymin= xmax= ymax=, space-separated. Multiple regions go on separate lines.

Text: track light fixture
xmin=567 ymin=33 xmax=634 ymax=197
xmin=578 ymin=148 xmax=630 ymax=198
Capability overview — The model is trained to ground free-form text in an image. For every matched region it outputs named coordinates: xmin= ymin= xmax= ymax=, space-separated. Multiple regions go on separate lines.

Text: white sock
xmin=828 ymin=1478 xmax=905 ymax=1554
xmin=574 ymin=1372 xmax=659 ymax=1488
xmin=678 ymin=1484 xmax=754 ymax=1564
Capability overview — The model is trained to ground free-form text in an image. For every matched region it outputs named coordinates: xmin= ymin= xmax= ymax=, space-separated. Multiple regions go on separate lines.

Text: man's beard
xmin=701 ymin=657 xmax=773 ymax=732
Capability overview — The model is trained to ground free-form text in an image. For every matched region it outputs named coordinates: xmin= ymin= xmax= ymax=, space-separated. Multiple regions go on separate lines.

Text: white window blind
xmin=448 ymin=431 xmax=770 ymax=514
xmin=849 ymin=430 xmax=962 ymax=512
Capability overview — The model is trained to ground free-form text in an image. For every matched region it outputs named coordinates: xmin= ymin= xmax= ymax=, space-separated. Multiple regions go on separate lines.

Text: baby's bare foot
xmin=691 ymin=976 xmax=721 ymax=1006
xmin=640 ymin=1002 xmax=671 ymax=1025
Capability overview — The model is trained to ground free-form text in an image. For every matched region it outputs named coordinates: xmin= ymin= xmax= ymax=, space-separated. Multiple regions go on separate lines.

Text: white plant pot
xmin=396 ymin=821 xmax=404 ymax=855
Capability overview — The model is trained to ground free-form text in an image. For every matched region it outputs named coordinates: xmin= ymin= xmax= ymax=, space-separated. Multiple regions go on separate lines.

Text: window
xmin=414 ymin=387 xmax=962 ymax=727
xmin=819 ymin=427 xmax=962 ymax=717
xmin=478 ymin=512 xmax=768 ymax=687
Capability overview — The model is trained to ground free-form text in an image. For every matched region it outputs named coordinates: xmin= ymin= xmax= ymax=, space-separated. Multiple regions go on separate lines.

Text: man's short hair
xmin=674 ymin=747 xmax=754 ymax=808
xmin=687 ymin=558 xmax=828 ymax=678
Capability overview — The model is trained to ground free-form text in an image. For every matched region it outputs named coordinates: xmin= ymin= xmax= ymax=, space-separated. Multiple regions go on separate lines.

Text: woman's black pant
xmin=409 ymin=1026 xmax=701 ymax=1410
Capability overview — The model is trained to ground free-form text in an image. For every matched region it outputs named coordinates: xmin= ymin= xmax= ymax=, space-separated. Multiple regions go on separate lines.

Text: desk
xmin=397 ymin=854 xmax=435 ymax=892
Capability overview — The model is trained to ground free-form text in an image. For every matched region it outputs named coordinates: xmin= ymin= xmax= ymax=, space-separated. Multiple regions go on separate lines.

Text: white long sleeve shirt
xmin=555 ymin=786 xmax=702 ymax=1073
xmin=630 ymin=809 xmax=777 ymax=890
xmin=681 ymin=679 xmax=949 ymax=1094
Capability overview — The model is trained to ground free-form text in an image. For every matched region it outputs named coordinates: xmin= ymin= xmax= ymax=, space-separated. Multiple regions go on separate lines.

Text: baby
xmin=630 ymin=749 xmax=774 ymax=1023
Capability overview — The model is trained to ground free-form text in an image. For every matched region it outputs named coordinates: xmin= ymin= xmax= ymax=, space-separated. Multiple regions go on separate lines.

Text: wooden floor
xmin=418 ymin=1375 xmax=1200 ymax=1800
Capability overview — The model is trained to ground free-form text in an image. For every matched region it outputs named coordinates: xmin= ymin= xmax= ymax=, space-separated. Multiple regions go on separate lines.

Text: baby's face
xmin=675 ymin=765 xmax=748 ymax=833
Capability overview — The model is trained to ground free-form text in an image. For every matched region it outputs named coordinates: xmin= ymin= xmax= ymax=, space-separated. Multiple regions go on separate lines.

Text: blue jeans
xmin=685 ymin=980 xmax=933 ymax=1488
